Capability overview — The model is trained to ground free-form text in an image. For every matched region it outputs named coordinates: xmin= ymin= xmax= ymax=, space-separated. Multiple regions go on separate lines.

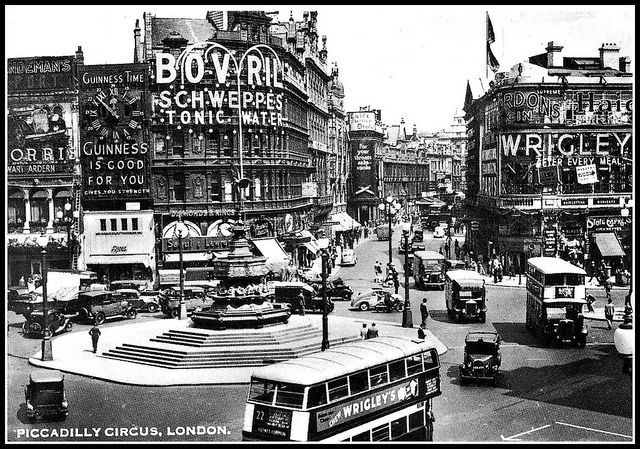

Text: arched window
xmin=30 ymin=190 xmax=49 ymax=224
xmin=8 ymin=190 xmax=26 ymax=228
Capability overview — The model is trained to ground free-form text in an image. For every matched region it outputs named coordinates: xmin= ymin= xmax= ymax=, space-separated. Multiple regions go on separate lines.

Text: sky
xmin=5 ymin=5 xmax=635 ymax=132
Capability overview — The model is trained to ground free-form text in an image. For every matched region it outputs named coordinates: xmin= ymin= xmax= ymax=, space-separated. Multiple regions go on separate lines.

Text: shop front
xmin=81 ymin=210 xmax=156 ymax=286
xmin=585 ymin=215 xmax=631 ymax=278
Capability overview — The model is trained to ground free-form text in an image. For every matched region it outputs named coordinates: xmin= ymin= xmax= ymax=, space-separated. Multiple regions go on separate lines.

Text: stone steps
xmin=149 ymin=325 xmax=320 ymax=347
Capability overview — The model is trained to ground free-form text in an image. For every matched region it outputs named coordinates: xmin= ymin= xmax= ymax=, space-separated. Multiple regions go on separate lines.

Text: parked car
xmin=8 ymin=287 xmax=35 ymax=314
xmin=310 ymin=278 xmax=353 ymax=302
xmin=445 ymin=259 xmax=467 ymax=271
xmin=459 ymin=331 xmax=502 ymax=385
xmin=119 ymin=289 xmax=160 ymax=313
xmin=350 ymin=288 xmax=393 ymax=311
xmin=433 ymin=227 xmax=446 ymax=238
xmin=25 ymin=370 xmax=69 ymax=422
xmin=340 ymin=249 xmax=357 ymax=266
xmin=10 ymin=292 xmax=71 ymax=317
xmin=273 ymin=281 xmax=334 ymax=314
xmin=70 ymin=291 xmax=138 ymax=325
xmin=22 ymin=310 xmax=73 ymax=338
xmin=158 ymin=286 xmax=215 ymax=318
xmin=109 ymin=279 xmax=151 ymax=292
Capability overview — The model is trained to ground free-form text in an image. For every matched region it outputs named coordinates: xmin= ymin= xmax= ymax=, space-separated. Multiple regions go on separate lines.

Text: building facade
xmin=464 ymin=41 xmax=632 ymax=276
xmin=7 ymin=52 xmax=81 ymax=285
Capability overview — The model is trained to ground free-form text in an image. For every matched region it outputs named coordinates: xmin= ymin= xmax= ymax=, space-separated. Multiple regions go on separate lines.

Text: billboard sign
xmin=8 ymin=56 xmax=75 ymax=92
xmin=348 ymin=111 xmax=377 ymax=131
xmin=575 ymin=164 xmax=598 ymax=184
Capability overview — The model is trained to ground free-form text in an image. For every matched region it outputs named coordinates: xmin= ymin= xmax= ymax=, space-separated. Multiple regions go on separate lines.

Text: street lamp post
xmin=173 ymin=218 xmax=190 ymax=320
xmin=40 ymin=250 xmax=53 ymax=361
xmin=319 ymin=244 xmax=330 ymax=351
xmin=614 ymin=303 xmax=633 ymax=375
xmin=378 ymin=196 xmax=402 ymax=279
xmin=56 ymin=201 xmax=75 ymax=268
xmin=401 ymin=222 xmax=413 ymax=328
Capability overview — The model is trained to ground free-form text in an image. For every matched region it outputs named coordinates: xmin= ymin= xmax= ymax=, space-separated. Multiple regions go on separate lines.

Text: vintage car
xmin=69 ymin=291 xmax=138 ymax=325
xmin=8 ymin=287 xmax=35 ymax=314
xmin=272 ymin=281 xmax=334 ymax=314
xmin=118 ymin=288 xmax=161 ymax=313
xmin=445 ymin=259 xmax=467 ymax=271
xmin=10 ymin=293 xmax=71 ymax=317
xmin=433 ymin=227 xmax=446 ymax=238
xmin=459 ymin=331 xmax=502 ymax=385
xmin=412 ymin=229 xmax=424 ymax=242
xmin=158 ymin=286 xmax=216 ymax=318
xmin=109 ymin=279 xmax=151 ymax=292
xmin=349 ymin=287 xmax=393 ymax=311
xmin=399 ymin=239 xmax=413 ymax=254
xmin=374 ymin=293 xmax=404 ymax=313
xmin=340 ymin=249 xmax=358 ymax=267
xmin=414 ymin=251 xmax=446 ymax=290
xmin=310 ymin=278 xmax=353 ymax=302
xmin=22 ymin=310 xmax=73 ymax=338
xmin=25 ymin=370 xmax=69 ymax=422
xmin=445 ymin=269 xmax=487 ymax=323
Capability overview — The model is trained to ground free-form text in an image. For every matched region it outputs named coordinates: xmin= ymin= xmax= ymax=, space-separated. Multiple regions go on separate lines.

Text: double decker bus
xmin=525 ymin=257 xmax=588 ymax=347
xmin=242 ymin=336 xmax=441 ymax=442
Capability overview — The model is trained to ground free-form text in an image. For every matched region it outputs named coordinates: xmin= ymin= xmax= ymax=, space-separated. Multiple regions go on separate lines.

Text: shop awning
xmin=86 ymin=254 xmax=154 ymax=268
xmin=252 ymin=237 xmax=290 ymax=272
xmin=332 ymin=212 xmax=362 ymax=231
xmin=163 ymin=252 xmax=211 ymax=263
xmin=594 ymin=232 xmax=625 ymax=257
xmin=303 ymin=241 xmax=320 ymax=254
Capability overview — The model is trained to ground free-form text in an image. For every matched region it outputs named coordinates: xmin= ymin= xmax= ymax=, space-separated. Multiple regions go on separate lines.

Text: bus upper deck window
xmin=274 ymin=383 xmax=305 ymax=409
xmin=349 ymin=371 xmax=369 ymax=395
xmin=248 ymin=380 xmax=277 ymax=405
xmin=389 ymin=360 xmax=406 ymax=381
xmin=307 ymin=384 xmax=327 ymax=408
xmin=423 ymin=350 xmax=438 ymax=370
xmin=328 ymin=377 xmax=349 ymax=402
xmin=369 ymin=365 xmax=389 ymax=387
xmin=565 ymin=274 xmax=583 ymax=285
xmin=406 ymin=354 xmax=423 ymax=375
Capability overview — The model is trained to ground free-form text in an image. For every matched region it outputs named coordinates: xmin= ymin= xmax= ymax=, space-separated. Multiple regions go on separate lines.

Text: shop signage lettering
xmin=315 ymin=377 xmax=422 ymax=432
xmin=252 ymin=405 xmax=292 ymax=439
xmin=586 ymin=216 xmax=631 ymax=232
xmin=162 ymin=236 xmax=231 ymax=252
xmin=349 ymin=111 xmax=377 ymax=131
xmin=8 ymin=56 xmax=74 ymax=92
xmin=355 ymin=142 xmax=373 ymax=170
xmin=153 ymin=45 xmax=284 ymax=127
xmin=169 ymin=210 xmax=237 ymax=218
xmin=500 ymin=132 xmax=631 ymax=157
xmin=111 ymin=246 xmax=128 ymax=253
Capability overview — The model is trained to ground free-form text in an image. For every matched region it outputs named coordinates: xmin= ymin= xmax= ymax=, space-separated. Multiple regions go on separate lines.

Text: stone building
xmin=463 ymin=41 xmax=632 ymax=276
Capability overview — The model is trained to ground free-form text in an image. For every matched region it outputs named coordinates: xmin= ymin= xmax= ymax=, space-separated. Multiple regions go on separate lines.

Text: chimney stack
xmin=75 ymin=46 xmax=84 ymax=66
xmin=133 ymin=19 xmax=141 ymax=63
xmin=599 ymin=43 xmax=620 ymax=69
xmin=206 ymin=11 xmax=225 ymax=30
xmin=619 ymin=56 xmax=631 ymax=73
xmin=545 ymin=41 xmax=564 ymax=68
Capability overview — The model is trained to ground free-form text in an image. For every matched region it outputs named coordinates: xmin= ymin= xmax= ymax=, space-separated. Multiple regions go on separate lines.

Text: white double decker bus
xmin=242 ymin=336 xmax=441 ymax=442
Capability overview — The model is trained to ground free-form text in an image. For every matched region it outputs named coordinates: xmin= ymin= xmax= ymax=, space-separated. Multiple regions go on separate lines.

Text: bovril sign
xmin=586 ymin=216 xmax=631 ymax=232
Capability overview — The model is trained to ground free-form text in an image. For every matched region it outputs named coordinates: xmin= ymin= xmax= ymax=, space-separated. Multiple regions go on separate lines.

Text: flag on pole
xmin=486 ymin=12 xmax=500 ymax=74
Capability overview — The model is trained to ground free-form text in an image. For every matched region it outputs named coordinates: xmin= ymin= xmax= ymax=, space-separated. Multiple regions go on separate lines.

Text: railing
xmin=494 ymin=193 xmax=631 ymax=211
xmin=154 ymin=197 xmax=313 ymax=214
xmin=314 ymin=195 xmax=334 ymax=207
xmin=153 ymin=153 xmax=311 ymax=168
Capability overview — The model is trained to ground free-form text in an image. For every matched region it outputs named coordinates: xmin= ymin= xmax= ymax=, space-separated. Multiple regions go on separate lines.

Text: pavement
xmin=28 ymin=314 xmax=448 ymax=386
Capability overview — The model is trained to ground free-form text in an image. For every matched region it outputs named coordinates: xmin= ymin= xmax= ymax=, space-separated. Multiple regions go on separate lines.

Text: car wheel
xmin=64 ymin=321 xmax=73 ymax=332
xmin=359 ymin=302 xmax=370 ymax=311
xmin=395 ymin=303 xmax=404 ymax=312
xmin=94 ymin=313 xmax=106 ymax=325
xmin=127 ymin=309 xmax=137 ymax=319
xmin=147 ymin=303 xmax=159 ymax=313
xmin=170 ymin=308 xmax=179 ymax=318
xmin=342 ymin=293 xmax=351 ymax=302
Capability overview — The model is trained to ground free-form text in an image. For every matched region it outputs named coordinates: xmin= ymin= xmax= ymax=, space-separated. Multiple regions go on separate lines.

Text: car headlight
xmin=26 ymin=402 xmax=34 ymax=411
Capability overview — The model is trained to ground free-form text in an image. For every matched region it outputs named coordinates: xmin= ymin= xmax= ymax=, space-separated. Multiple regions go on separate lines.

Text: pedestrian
xmin=417 ymin=325 xmax=426 ymax=340
xmin=18 ymin=276 xmax=26 ymax=287
xmin=604 ymin=297 xmax=615 ymax=330
xmin=360 ymin=323 xmax=368 ymax=340
xmin=454 ymin=240 xmax=460 ymax=260
xmin=392 ymin=271 xmax=400 ymax=295
xmin=298 ymin=292 xmax=306 ymax=316
xmin=491 ymin=257 xmax=499 ymax=283
xmin=374 ymin=261 xmax=383 ymax=283
xmin=604 ymin=277 xmax=612 ymax=302
xmin=444 ymin=241 xmax=450 ymax=259
xmin=89 ymin=325 xmax=101 ymax=353
xmin=586 ymin=293 xmax=596 ymax=313
xmin=366 ymin=322 xmax=379 ymax=339
xmin=624 ymin=292 xmax=632 ymax=309
xmin=420 ymin=298 xmax=429 ymax=327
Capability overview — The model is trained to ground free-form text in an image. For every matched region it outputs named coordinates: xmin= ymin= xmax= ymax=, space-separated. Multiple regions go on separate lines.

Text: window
xmin=423 ymin=350 xmax=438 ymax=370
xmin=248 ymin=380 xmax=276 ymax=405
xmin=352 ymin=431 xmax=370 ymax=441
xmin=328 ymin=377 xmax=349 ymax=402
xmin=172 ymin=130 xmax=184 ymax=157
xmin=389 ymin=360 xmax=406 ymax=381
xmin=131 ymin=218 xmax=139 ymax=231
xmin=369 ymin=365 xmax=389 ymax=387
xmin=274 ymin=383 xmax=305 ymax=409
xmin=307 ymin=384 xmax=327 ymax=408
xmin=110 ymin=219 xmax=117 ymax=231
xmin=408 ymin=409 xmax=425 ymax=431
xmin=348 ymin=371 xmax=369 ymax=395
xmin=100 ymin=219 xmax=107 ymax=232
xmin=371 ymin=423 xmax=390 ymax=441
xmin=391 ymin=417 xmax=407 ymax=439
xmin=173 ymin=175 xmax=186 ymax=201
xmin=121 ymin=218 xmax=128 ymax=231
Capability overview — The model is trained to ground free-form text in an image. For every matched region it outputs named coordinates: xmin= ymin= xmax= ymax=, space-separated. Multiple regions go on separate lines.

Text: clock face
xmin=83 ymin=84 xmax=143 ymax=140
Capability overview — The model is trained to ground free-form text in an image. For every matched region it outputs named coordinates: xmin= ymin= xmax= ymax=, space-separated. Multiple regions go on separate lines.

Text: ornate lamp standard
xmin=173 ymin=218 xmax=190 ymax=320
xmin=40 ymin=249 xmax=53 ymax=361
xmin=378 ymin=196 xmax=402 ymax=278
xmin=56 ymin=201 xmax=78 ymax=268
xmin=614 ymin=301 xmax=633 ymax=375
xmin=401 ymin=221 xmax=414 ymax=328
xmin=318 ymin=239 xmax=330 ymax=351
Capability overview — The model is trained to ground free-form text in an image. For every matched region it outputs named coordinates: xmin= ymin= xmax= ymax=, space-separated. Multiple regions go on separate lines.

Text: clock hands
xmin=96 ymin=96 xmax=119 ymax=119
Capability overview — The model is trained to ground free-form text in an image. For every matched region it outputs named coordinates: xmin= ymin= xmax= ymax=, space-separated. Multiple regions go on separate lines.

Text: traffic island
xmin=28 ymin=315 xmax=447 ymax=385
